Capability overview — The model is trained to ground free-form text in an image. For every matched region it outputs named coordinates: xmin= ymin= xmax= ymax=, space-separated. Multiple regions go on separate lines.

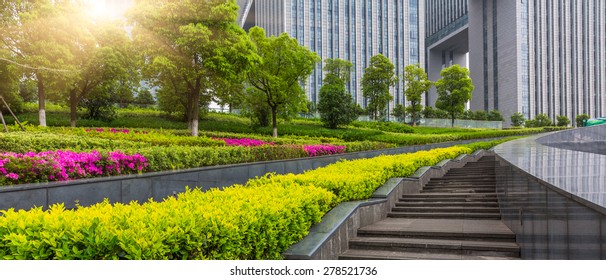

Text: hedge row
xmin=0 ymin=138 xmax=513 ymax=259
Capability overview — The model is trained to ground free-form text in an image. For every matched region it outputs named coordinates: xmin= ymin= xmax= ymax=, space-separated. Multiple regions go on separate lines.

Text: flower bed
xmin=0 ymin=150 xmax=148 ymax=185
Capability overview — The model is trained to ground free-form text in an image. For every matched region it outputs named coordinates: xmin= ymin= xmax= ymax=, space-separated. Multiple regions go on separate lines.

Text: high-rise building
xmin=240 ymin=0 xmax=425 ymax=112
xmin=427 ymin=0 xmax=606 ymax=125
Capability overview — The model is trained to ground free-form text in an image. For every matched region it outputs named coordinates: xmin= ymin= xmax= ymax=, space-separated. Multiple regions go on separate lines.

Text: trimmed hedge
xmin=0 ymin=138 xmax=513 ymax=259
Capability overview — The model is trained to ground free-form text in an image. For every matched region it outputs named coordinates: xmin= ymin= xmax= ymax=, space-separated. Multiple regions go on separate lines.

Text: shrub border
xmin=1 ymin=138 xmax=508 ymax=211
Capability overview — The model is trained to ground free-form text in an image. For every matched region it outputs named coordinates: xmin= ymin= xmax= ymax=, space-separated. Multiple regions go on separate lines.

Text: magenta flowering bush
xmin=214 ymin=138 xmax=274 ymax=147
xmin=303 ymin=144 xmax=346 ymax=157
xmin=0 ymin=150 xmax=148 ymax=186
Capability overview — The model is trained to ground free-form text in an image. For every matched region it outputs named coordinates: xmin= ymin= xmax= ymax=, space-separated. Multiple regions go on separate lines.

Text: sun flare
xmin=86 ymin=0 xmax=132 ymax=21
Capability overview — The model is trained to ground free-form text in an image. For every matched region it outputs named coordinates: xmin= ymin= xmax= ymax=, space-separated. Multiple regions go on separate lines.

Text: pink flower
xmin=6 ymin=173 xmax=18 ymax=180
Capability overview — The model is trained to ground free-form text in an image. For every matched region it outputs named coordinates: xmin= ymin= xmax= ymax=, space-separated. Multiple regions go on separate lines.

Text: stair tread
xmin=358 ymin=218 xmax=515 ymax=236
xmin=339 ymin=249 xmax=519 ymax=260
xmin=349 ymin=236 xmax=520 ymax=250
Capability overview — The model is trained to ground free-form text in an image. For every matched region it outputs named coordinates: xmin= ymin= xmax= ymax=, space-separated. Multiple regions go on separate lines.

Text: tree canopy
xmin=434 ymin=64 xmax=474 ymax=127
xmin=403 ymin=64 xmax=432 ymax=126
xmin=317 ymin=58 xmax=358 ymax=129
xmin=362 ymin=54 xmax=397 ymax=121
xmin=130 ymin=0 xmax=257 ymax=136
xmin=246 ymin=26 xmax=320 ymax=138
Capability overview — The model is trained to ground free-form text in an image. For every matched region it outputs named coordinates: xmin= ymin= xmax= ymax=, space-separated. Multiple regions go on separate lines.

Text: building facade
xmin=428 ymin=0 xmax=606 ymax=125
xmin=240 ymin=0 xmax=425 ymax=113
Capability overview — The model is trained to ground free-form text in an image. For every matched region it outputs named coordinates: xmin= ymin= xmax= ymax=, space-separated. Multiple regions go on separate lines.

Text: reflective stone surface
xmin=494 ymin=125 xmax=606 ymax=259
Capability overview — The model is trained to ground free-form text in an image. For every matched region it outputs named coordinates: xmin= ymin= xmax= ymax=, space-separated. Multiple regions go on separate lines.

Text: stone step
xmin=403 ymin=192 xmax=497 ymax=198
xmin=424 ymin=183 xmax=496 ymax=187
xmin=387 ymin=212 xmax=502 ymax=219
xmin=347 ymin=237 xmax=520 ymax=258
xmin=391 ymin=206 xmax=500 ymax=213
xmin=430 ymin=177 xmax=496 ymax=182
xmin=339 ymin=249 xmax=519 ymax=260
xmin=421 ymin=188 xmax=496 ymax=193
xmin=396 ymin=201 xmax=499 ymax=207
xmin=356 ymin=218 xmax=517 ymax=242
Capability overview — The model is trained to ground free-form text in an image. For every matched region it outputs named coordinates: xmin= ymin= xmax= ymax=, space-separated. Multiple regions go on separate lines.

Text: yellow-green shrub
xmin=0 ymin=183 xmax=335 ymax=260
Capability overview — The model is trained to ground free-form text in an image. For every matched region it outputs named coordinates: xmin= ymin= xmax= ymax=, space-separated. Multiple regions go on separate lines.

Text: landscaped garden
xmin=0 ymin=105 xmax=548 ymax=186
xmin=0 ymin=103 xmax=552 ymax=259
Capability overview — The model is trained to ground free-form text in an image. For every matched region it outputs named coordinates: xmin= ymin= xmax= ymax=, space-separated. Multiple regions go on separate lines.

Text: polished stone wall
xmin=494 ymin=125 xmax=606 ymax=259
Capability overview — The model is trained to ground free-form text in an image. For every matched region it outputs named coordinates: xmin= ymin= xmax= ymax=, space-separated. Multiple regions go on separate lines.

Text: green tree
xmin=317 ymin=59 xmax=358 ymax=129
xmin=67 ymin=22 xmax=139 ymax=127
xmin=1 ymin=0 xmax=78 ymax=126
xmin=556 ymin=115 xmax=570 ymax=127
xmin=487 ymin=110 xmax=504 ymax=121
xmin=510 ymin=112 xmax=526 ymax=127
xmin=246 ymin=27 xmax=320 ymax=137
xmin=134 ymin=89 xmax=156 ymax=107
xmin=362 ymin=54 xmax=398 ymax=121
xmin=403 ymin=64 xmax=431 ymax=126
xmin=576 ymin=114 xmax=590 ymax=127
xmin=392 ymin=104 xmax=406 ymax=122
xmin=434 ymin=65 xmax=474 ymax=127
xmin=0 ymin=49 xmax=23 ymax=113
xmin=525 ymin=113 xmax=552 ymax=127
xmin=130 ymin=0 xmax=257 ymax=136
xmin=472 ymin=110 xmax=488 ymax=121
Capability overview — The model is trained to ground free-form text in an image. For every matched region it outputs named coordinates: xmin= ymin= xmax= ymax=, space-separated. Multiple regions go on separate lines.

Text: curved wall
xmin=493 ymin=125 xmax=606 ymax=259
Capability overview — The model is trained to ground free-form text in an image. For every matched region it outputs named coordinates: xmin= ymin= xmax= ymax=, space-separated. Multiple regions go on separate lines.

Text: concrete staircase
xmin=339 ymin=156 xmax=520 ymax=260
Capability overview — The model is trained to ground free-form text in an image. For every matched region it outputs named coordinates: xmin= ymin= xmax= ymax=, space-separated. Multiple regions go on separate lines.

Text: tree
xmin=134 ymin=89 xmax=156 ymax=107
xmin=525 ymin=113 xmax=552 ymax=127
xmin=510 ymin=112 xmax=526 ymax=127
xmin=556 ymin=115 xmax=570 ymax=127
xmin=392 ymin=104 xmax=406 ymax=122
xmin=0 ymin=49 xmax=23 ymax=113
xmin=1 ymin=0 xmax=78 ymax=127
xmin=362 ymin=54 xmax=398 ymax=121
xmin=471 ymin=110 xmax=488 ymax=121
xmin=576 ymin=114 xmax=590 ymax=127
xmin=434 ymin=65 xmax=474 ymax=127
xmin=130 ymin=0 xmax=257 ymax=136
xmin=487 ymin=110 xmax=504 ymax=121
xmin=403 ymin=64 xmax=431 ymax=126
xmin=317 ymin=59 xmax=358 ymax=129
xmin=67 ymin=21 xmax=139 ymax=127
xmin=246 ymin=27 xmax=320 ymax=137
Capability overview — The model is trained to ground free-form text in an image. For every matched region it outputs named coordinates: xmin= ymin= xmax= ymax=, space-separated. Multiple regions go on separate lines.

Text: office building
xmin=240 ymin=0 xmax=425 ymax=111
xmin=427 ymin=0 xmax=605 ymax=125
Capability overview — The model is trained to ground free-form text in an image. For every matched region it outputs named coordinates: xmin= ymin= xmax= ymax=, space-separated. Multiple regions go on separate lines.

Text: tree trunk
xmin=451 ymin=114 xmax=455 ymax=127
xmin=36 ymin=76 xmax=46 ymax=127
xmin=69 ymin=89 xmax=78 ymax=127
xmin=190 ymin=92 xmax=200 ymax=137
xmin=271 ymin=106 xmax=278 ymax=138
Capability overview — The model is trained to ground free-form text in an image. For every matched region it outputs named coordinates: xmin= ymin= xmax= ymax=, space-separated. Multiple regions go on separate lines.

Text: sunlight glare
xmin=86 ymin=0 xmax=131 ymax=22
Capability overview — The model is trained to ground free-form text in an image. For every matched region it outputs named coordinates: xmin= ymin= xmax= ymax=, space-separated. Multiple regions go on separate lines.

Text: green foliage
xmin=391 ymin=104 xmax=406 ymax=122
xmin=487 ymin=110 xmax=504 ymax=121
xmin=471 ymin=110 xmax=488 ymax=121
xmin=246 ymin=27 xmax=320 ymax=137
xmin=556 ymin=115 xmax=570 ymax=127
xmin=362 ymin=54 xmax=398 ymax=121
xmin=131 ymin=0 xmax=257 ymax=136
xmin=434 ymin=65 xmax=474 ymax=127
xmin=134 ymin=89 xmax=155 ymax=106
xmin=576 ymin=114 xmax=590 ymax=127
xmin=351 ymin=121 xmax=414 ymax=134
xmin=525 ymin=113 xmax=552 ymax=128
xmin=403 ymin=64 xmax=432 ymax=126
xmin=510 ymin=112 xmax=526 ymax=127
xmin=422 ymin=106 xmax=449 ymax=119
xmin=317 ymin=59 xmax=358 ymax=129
